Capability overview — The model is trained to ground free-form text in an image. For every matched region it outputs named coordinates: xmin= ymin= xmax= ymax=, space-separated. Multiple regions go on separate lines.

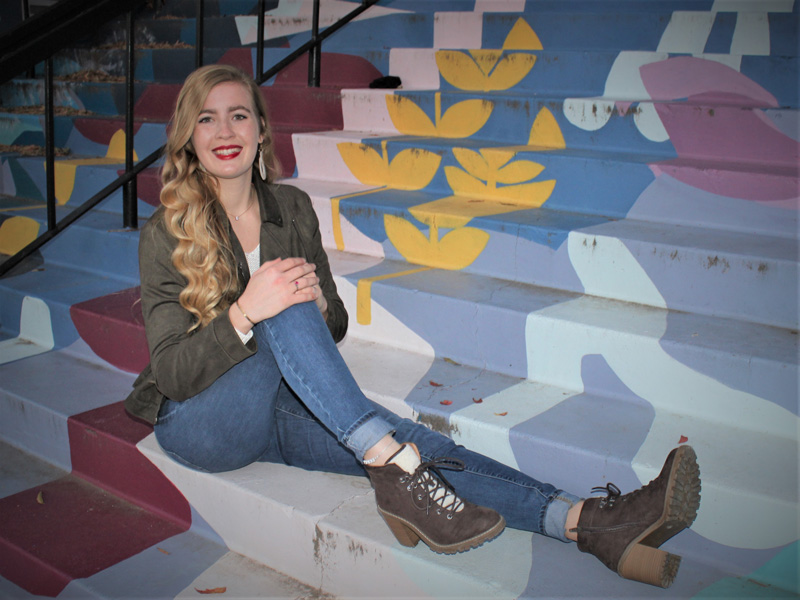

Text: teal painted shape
xmin=0 ymin=115 xmax=40 ymax=146
xmin=693 ymin=542 xmax=799 ymax=598
xmin=7 ymin=159 xmax=43 ymax=201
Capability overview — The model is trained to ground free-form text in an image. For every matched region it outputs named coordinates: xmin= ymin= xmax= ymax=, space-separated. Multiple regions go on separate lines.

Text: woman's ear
xmin=259 ymin=118 xmax=266 ymax=144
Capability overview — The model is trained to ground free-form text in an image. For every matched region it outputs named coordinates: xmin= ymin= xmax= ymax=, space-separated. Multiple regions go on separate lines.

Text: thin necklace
xmin=226 ymin=189 xmax=255 ymax=221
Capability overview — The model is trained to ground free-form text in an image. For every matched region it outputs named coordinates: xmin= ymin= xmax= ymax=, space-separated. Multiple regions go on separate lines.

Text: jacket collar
xmin=253 ymin=176 xmax=283 ymax=227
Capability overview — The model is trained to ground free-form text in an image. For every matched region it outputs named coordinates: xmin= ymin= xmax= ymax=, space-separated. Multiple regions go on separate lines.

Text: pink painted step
xmin=0 ymin=402 xmax=190 ymax=597
xmin=70 ymin=287 xmax=148 ymax=374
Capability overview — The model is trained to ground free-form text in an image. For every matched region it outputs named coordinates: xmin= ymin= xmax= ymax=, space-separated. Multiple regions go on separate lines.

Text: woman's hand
xmin=231 ymin=257 xmax=318 ymax=332
xmin=295 ymin=271 xmax=328 ymax=320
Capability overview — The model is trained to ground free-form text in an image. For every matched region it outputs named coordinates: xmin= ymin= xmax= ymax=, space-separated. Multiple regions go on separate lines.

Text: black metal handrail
xmin=0 ymin=0 xmax=381 ymax=278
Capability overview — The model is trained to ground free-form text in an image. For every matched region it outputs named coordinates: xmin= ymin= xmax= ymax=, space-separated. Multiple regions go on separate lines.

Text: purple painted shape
xmin=511 ymin=355 xmax=654 ymax=496
xmin=640 ymin=57 xmax=777 ymax=107
xmin=640 ymin=57 xmax=799 ymax=205
xmin=653 ymin=104 xmax=799 ymax=170
xmin=650 ymin=161 xmax=799 ymax=205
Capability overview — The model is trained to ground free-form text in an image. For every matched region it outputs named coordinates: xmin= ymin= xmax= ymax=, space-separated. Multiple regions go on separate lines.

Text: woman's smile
xmin=212 ymin=145 xmax=244 ymax=160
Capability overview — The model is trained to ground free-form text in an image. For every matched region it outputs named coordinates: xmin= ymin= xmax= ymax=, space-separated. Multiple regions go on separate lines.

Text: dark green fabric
xmin=124 ymin=180 xmax=348 ymax=425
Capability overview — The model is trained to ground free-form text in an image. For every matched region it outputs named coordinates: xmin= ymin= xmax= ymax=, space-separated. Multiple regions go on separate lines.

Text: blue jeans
xmin=154 ymin=302 xmax=580 ymax=542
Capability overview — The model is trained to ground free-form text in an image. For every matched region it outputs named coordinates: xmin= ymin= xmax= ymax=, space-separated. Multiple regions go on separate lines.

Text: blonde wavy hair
xmin=160 ymin=64 xmax=280 ymax=331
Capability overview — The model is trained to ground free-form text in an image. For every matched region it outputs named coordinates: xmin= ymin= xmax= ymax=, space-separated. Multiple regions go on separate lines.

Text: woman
xmin=125 ymin=64 xmax=701 ymax=588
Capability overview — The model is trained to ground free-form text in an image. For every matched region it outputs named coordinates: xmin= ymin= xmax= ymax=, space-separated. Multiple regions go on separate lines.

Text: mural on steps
xmin=325 ymin=3 xmax=799 ymax=596
xmin=0 ymin=1 xmax=797 ymax=598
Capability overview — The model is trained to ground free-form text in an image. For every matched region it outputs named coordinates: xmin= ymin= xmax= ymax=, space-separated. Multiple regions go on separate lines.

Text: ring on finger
xmin=294 ymin=280 xmax=299 ymax=289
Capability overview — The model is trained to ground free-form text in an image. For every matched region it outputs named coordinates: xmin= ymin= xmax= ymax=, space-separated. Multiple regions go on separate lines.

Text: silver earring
xmin=258 ymin=144 xmax=267 ymax=181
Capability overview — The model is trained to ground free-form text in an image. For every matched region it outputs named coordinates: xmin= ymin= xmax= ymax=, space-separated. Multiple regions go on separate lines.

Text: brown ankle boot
xmin=573 ymin=445 xmax=701 ymax=588
xmin=366 ymin=443 xmax=506 ymax=554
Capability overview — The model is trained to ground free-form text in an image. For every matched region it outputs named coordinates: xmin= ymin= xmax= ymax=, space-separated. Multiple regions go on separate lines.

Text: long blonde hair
xmin=160 ymin=65 xmax=280 ymax=331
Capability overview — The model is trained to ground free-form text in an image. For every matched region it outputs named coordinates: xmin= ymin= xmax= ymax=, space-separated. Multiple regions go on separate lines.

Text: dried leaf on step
xmin=440 ymin=400 xmax=453 ymax=405
xmin=157 ymin=547 xmax=170 ymax=555
xmin=36 ymin=491 xmax=44 ymax=504
xmin=429 ymin=380 xmax=442 ymax=387
xmin=195 ymin=587 xmax=226 ymax=594
xmin=494 ymin=412 xmax=508 ymax=416
xmin=472 ymin=397 xmax=483 ymax=403
xmin=679 ymin=435 xmax=689 ymax=444
xmin=443 ymin=357 xmax=461 ymax=366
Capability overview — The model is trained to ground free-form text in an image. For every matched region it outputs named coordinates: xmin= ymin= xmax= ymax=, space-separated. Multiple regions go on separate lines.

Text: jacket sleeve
xmin=283 ymin=186 xmax=348 ymax=343
xmin=138 ymin=213 xmax=255 ymax=402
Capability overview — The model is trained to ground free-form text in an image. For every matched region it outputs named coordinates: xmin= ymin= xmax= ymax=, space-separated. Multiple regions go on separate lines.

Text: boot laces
xmin=400 ymin=457 xmax=466 ymax=517
xmin=590 ymin=482 xmax=622 ymax=509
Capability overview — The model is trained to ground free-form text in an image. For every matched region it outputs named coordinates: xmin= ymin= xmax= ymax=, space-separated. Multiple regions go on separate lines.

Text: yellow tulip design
xmin=446 ymin=146 xmax=555 ymax=208
xmin=384 ymin=214 xmax=489 ymax=272
xmin=337 ymin=140 xmax=441 ymax=189
xmin=436 ymin=18 xmax=543 ymax=92
xmin=385 ymin=93 xmax=493 ymax=138
xmin=436 ymin=51 xmax=536 ymax=92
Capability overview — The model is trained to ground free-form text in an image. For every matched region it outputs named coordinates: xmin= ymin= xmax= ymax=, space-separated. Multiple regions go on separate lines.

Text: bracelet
xmin=234 ymin=300 xmax=255 ymax=326
xmin=362 ymin=437 xmax=395 ymax=465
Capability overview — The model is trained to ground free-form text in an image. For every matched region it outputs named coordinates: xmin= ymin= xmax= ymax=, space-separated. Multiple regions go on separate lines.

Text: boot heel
xmin=381 ymin=512 xmax=420 ymax=548
xmin=619 ymin=544 xmax=681 ymax=588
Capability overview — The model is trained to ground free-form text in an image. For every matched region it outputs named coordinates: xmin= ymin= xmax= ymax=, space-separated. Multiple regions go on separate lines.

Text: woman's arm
xmin=138 ymin=213 xmax=255 ymax=401
xmin=282 ymin=186 xmax=348 ymax=343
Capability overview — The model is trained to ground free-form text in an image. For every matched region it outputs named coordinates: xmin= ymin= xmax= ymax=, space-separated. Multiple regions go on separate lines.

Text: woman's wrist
xmin=230 ymin=300 xmax=255 ymax=333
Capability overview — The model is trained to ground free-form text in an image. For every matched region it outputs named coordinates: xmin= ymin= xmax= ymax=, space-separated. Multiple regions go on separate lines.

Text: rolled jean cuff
xmin=543 ymin=490 xmax=583 ymax=543
xmin=342 ymin=411 xmax=395 ymax=461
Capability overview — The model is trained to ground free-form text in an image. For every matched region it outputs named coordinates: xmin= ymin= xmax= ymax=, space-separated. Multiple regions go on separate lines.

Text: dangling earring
xmin=258 ymin=143 xmax=268 ymax=181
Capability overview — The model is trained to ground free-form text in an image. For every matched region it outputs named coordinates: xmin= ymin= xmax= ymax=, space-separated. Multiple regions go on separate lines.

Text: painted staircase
xmin=1 ymin=0 xmax=798 ymax=598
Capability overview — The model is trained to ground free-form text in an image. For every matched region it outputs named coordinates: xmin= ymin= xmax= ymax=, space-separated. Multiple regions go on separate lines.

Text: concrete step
xmin=0 ymin=433 xmax=333 ymax=599
xmin=290 ymin=175 xmax=798 ymax=329
xmin=0 ymin=331 xmax=793 ymax=597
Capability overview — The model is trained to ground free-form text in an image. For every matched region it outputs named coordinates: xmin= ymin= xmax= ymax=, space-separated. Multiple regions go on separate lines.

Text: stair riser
xmin=325 ymin=196 xmax=798 ymax=328
xmin=336 ymin=271 xmax=796 ymax=406
xmin=294 ymin=133 xmax=798 ymax=229
xmin=0 ymin=117 xmax=165 ymax=159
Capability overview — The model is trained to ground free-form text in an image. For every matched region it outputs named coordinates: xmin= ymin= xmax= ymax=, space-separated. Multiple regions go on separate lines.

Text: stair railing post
xmin=195 ymin=0 xmax=204 ymax=68
xmin=44 ymin=57 xmax=56 ymax=231
xmin=123 ymin=8 xmax=138 ymax=229
xmin=308 ymin=0 xmax=320 ymax=87
xmin=21 ymin=0 xmax=35 ymax=79
xmin=256 ymin=0 xmax=265 ymax=81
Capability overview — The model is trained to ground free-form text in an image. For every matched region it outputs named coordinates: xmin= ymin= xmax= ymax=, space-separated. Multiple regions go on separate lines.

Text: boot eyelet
xmin=446 ymin=513 xmax=454 ymax=520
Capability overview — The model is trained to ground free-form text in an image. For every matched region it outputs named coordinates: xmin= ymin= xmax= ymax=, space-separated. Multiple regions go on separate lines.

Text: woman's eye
xmin=233 ymin=113 xmax=247 ymax=120
xmin=198 ymin=116 xmax=212 ymax=124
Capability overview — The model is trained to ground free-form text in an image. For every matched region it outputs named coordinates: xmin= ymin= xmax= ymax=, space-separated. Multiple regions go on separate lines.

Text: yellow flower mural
xmin=385 ymin=93 xmax=493 ymax=138
xmin=336 ymin=140 xmax=441 ymax=189
xmin=436 ymin=19 xmax=543 ymax=92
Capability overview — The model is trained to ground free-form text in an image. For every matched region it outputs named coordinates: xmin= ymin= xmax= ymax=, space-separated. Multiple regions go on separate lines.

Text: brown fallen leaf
xmin=157 ymin=547 xmax=170 ymax=555
xmin=36 ymin=491 xmax=44 ymax=504
xmin=195 ymin=588 xmax=226 ymax=595
xmin=679 ymin=435 xmax=689 ymax=444
xmin=472 ymin=397 xmax=483 ymax=403
xmin=440 ymin=400 xmax=453 ymax=405
xmin=443 ymin=357 xmax=461 ymax=366
xmin=429 ymin=380 xmax=442 ymax=387
xmin=494 ymin=412 xmax=508 ymax=416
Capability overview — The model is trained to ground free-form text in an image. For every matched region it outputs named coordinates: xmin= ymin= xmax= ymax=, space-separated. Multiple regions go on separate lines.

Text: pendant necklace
xmin=227 ymin=189 xmax=255 ymax=222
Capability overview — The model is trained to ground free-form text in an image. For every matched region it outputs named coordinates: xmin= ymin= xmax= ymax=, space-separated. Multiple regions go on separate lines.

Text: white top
xmin=235 ymin=245 xmax=260 ymax=344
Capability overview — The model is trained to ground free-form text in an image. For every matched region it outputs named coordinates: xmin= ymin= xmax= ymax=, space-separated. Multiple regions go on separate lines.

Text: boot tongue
xmin=387 ymin=445 xmax=421 ymax=474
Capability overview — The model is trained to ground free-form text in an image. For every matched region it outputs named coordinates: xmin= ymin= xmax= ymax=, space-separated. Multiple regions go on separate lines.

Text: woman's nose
xmin=216 ymin=121 xmax=234 ymax=138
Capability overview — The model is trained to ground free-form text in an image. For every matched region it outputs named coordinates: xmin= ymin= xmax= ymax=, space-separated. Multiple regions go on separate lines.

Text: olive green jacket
xmin=124 ymin=179 xmax=348 ymax=425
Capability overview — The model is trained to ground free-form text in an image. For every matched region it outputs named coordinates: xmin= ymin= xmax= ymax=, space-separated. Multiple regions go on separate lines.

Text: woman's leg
xmin=154 ymin=344 xmax=284 ymax=473
xmin=253 ymin=301 xmax=395 ymax=461
xmin=260 ymin=383 xmax=579 ymax=541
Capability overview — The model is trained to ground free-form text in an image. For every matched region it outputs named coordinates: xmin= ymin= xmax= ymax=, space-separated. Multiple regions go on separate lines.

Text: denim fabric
xmin=154 ymin=301 xmax=580 ymax=541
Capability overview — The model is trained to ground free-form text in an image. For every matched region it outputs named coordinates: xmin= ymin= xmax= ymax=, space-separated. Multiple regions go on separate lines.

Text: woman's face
xmin=190 ymin=81 xmax=264 ymax=184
